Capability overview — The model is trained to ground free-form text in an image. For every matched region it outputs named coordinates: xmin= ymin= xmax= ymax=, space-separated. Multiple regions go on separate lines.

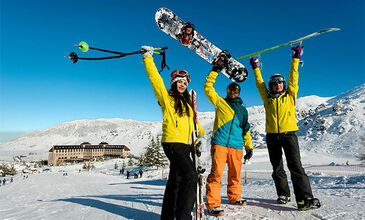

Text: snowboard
xmin=235 ymin=28 xmax=340 ymax=60
xmin=155 ymin=8 xmax=248 ymax=83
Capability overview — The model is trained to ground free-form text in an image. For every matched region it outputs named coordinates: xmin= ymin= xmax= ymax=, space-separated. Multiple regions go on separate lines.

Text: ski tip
xmin=320 ymin=28 xmax=341 ymax=33
xmin=76 ymin=41 xmax=89 ymax=52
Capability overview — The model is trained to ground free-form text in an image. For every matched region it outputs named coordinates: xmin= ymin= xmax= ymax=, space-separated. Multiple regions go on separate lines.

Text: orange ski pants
xmin=205 ymin=144 xmax=243 ymax=209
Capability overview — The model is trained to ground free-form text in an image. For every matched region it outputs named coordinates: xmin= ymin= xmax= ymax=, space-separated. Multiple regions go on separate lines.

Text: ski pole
xmin=65 ymin=42 xmax=170 ymax=72
xmin=65 ymin=43 xmax=168 ymax=63
xmin=74 ymin=41 xmax=168 ymax=54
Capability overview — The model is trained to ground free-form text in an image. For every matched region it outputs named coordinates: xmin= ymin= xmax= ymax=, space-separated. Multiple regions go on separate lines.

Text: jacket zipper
xmin=226 ymin=113 xmax=236 ymax=147
xmin=276 ymin=98 xmax=280 ymax=133
xmin=188 ymin=116 xmax=191 ymax=144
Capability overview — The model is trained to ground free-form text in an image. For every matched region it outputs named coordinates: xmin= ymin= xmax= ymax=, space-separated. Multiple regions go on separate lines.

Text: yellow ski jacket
xmin=253 ymin=58 xmax=300 ymax=133
xmin=143 ymin=56 xmax=205 ymax=144
xmin=204 ymin=71 xmax=253 ymax=150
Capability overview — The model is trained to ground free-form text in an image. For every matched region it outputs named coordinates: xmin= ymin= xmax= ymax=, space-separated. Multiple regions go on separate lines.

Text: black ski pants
xmin=161 ymin=143 xmax=198 ymax=220
xmin=266 ymin=132 xmax=313 ymax=202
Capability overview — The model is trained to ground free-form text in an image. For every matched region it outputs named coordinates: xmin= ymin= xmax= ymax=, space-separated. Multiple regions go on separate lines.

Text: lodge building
xmin=48 ymin=142 xmax=131 ymax=166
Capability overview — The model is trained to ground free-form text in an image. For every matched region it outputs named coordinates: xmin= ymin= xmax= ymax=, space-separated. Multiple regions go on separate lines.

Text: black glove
xmin=211 ymin=50 xmax=231 ymax=72
xmin=212 ymin=59 xmax=225 ymax=72
xmin=244 ymin=149 xmax=253 ymax=160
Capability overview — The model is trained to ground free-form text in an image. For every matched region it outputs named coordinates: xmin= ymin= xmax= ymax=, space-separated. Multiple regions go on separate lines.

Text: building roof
xmin=49 ymin=144 xmax=129 ymax=152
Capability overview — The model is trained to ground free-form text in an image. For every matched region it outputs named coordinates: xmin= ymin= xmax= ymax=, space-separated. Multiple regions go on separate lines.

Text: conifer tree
xmin=143 ymin=136 xmax=168 ymax=168
xmin=128 ymin=154 xmax=134 ymax=166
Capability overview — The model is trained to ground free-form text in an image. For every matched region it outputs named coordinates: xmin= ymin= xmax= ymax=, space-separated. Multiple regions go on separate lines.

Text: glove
xmin=212 ymin=58 xmax=224 ymax=72
xmin=250 ymin=57 xmax=259 ymax=69
xmin=244 ymin=149 xmax=253 ymax=160
xmin=212 ymin=51 xmax=230 ymax=72
xmin=141 ymin=46 xmax=154 ymax=58
xmin=291 ymin=45 xmax=303 ymax=59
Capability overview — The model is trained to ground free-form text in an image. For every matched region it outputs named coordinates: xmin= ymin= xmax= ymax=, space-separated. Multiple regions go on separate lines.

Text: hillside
xmin=0 ymin=84 xmax=364 ymax=163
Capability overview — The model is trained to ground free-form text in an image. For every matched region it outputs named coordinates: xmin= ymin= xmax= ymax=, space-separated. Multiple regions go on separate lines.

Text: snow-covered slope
xmin=0 ymin=159 xmax=364 ymax=220
xmin=0 ymin=84 xmax=364 ymax=163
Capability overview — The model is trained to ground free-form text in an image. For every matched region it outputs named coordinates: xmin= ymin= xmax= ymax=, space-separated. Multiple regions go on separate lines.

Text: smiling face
xmin=176 ymin=79 xmax=188 ymax=94
xmin=226 ymin=83 xmax=240 ymax=99
xmin=271 ymin=81 xmax=284 ymax=93
xmin=227 ymin=90 xmax=239 ymax=99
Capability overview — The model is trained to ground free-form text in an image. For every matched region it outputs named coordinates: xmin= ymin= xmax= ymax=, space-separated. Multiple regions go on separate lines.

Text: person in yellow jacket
xmin=141 ymin=46 xmax=205 ymax=220
xmin=204 ymin=51 xmax=253 ymax=216
xmin=250 ymin=45 xmax=321 ymax=211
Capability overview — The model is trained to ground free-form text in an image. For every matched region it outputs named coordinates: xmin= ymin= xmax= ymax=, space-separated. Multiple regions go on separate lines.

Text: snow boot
xmin=297 ymin=198 xmax=321 ymax=211
xmin=277 ymin=195 xmax=291 ymax=204
xmin=233 ymin=199 xmax=247 ymax=206
xmin=209 ymin=207 xmax=224 ymax=216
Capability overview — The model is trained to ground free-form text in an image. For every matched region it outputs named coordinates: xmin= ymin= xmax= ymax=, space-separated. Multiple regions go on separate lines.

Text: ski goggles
xmin=227 ymin=85 xmax=240 ymax=94
xmin=269 ymin=75 xmax=285 ymax=84
xmin=171 ymin=70 xmax=191 ymax=83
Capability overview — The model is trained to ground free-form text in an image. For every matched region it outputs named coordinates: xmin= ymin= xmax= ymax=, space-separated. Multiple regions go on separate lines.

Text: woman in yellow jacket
xmin=141 ymin=46 xmax=205 ymax=220
xmin=250 ymin=45 xmax=320 ymax=211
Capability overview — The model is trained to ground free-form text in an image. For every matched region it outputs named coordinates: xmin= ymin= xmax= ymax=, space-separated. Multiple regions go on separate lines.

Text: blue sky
xmin=0 ymin=0 xmax=364 ymax=140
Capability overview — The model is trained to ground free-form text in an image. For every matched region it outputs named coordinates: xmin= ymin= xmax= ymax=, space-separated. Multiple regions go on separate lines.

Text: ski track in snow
xmin=0 ymin=160 xmax=364 ymax=220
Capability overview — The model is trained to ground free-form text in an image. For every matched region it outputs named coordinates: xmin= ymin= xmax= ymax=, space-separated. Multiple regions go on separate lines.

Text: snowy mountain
xmin=0 ymin=84 xmax=364 ymax=220
xmin=0 ymin=84 xmax=364 ymax=162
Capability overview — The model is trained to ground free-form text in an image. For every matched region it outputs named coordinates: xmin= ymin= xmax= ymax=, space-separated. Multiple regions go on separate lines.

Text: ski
xmin=155 ymin=8 xmax=248 ymax=83
xmin=235 ymin=28 xmax=340 ymax=60
xmin=190 ymin=89 xmax=206 ymax=220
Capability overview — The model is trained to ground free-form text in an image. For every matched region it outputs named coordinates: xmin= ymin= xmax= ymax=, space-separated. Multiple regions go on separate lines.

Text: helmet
xmin=170 ymin=70 xmax=191 ymax=86
xmin=227 ymin=82 xmax=241 ymax=94
xmin=268 ymin=74 xmax=286 ymax=93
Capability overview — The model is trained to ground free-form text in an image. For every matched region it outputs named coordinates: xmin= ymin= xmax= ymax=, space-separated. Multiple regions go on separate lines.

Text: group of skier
xmin=141 ymin=44 xmax=321 ymax=219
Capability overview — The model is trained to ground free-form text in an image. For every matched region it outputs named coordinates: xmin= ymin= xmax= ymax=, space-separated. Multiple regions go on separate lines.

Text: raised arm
xmin=142 ymin=46 xmax=169 ymax=108
xmin=250 ymin=57 xmax=269 ymax=102
xmin=204 ymin=70 xmax=223 ymax=106
xmin=287 ymin=45 xmax=303 ymax=99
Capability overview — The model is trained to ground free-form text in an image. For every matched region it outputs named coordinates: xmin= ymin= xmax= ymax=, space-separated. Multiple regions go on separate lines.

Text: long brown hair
xmin=169 ymin=82 xmax=194 ymax=117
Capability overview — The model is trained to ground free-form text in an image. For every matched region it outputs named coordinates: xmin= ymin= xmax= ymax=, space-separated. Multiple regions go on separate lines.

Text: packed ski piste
xmin=61 ymin=7 xmax=347 ymax=219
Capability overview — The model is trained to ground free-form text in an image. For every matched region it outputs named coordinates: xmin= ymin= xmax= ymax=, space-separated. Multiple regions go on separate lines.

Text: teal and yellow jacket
xmin=253 ymin=58 xmax=300 ymax=133
xmin=143 ymin=56 xmax=205 ymax=144
xmin=204 ymin=71 xmax=253 ymax=150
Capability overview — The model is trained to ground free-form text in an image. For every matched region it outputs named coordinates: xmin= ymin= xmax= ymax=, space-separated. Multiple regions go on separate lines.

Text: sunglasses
xmin=171 ymin=70 xmax=191 ymax=83
xmin=227 ymin=85 xmax=240 ymax=94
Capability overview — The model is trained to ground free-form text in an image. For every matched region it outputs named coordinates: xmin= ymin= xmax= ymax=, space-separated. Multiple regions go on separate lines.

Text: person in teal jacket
xmin=204 ymin=54 xmax=253 ymax=216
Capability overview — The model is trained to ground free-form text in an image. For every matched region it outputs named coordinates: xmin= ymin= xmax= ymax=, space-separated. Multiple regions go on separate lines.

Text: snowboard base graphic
xmin=155 ymin=8 xmax=248 ymax=83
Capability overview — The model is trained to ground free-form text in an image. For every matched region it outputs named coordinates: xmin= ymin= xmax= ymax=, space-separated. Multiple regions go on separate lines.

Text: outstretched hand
xmin=141 ymin=46 xmax=154 ymax=58
xmin=291 ymin=45 xmax=304 ymax=59
xmin=250 ymin=57 xmax=259 ymax=69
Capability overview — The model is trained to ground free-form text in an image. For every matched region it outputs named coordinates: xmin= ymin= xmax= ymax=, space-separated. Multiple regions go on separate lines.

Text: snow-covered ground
xmin=0 ymin=154 xmax=364 ymax=220
xmin=0 ymin=85 xmax=364 ymax=219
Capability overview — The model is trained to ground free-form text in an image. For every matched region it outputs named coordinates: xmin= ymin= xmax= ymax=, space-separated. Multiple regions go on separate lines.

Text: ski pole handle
xmin=154 ymin=47 xmax=168 ymax=50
